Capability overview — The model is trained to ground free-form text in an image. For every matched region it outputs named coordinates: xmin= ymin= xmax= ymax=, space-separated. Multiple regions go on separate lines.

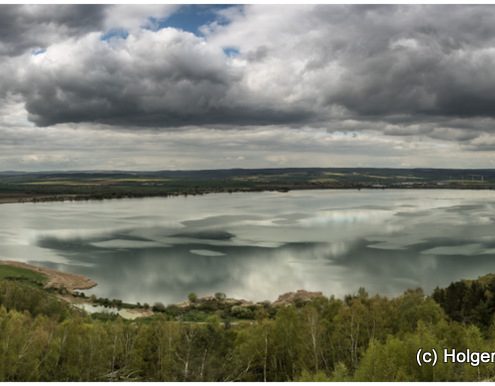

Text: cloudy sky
xmin=1 ymin=4 xmax=495 ymax=171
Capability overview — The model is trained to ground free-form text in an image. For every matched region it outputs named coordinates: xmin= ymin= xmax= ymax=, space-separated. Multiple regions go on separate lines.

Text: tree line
xmin=1 ymin=276 xmax=495 ymax=381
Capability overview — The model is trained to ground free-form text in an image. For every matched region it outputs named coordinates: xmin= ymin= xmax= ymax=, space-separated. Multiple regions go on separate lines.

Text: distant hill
xmin=1 ymin=167 xmax=494 ymax=204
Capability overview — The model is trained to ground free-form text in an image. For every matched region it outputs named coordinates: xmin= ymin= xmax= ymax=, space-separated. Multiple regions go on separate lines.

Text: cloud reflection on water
xmin=0 ymin=190 xmax=495 ymax=304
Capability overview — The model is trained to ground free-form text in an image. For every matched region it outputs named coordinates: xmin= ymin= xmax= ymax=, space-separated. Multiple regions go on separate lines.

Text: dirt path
xmin=0 ymin=260 xmax=97 ymax=291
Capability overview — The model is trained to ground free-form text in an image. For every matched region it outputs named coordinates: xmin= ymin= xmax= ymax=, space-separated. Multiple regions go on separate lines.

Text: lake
xmin=1 ymin=189 xmax=495 ymax=304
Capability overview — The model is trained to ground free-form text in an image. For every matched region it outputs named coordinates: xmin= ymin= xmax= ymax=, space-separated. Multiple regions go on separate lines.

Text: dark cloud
xmin=299 ymin=5 xmax=495 ymax=121
xmin=2 ymin=4 xmax=495 ymax=143
xmin=17 ymin=29 xmax=314 ymax=128
xmin=0 ymin=5 xmax=106 ymax=56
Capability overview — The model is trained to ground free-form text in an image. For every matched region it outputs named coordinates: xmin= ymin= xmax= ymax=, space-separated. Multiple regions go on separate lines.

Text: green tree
xmin=188 ymin=292 xmax=198 ymax=303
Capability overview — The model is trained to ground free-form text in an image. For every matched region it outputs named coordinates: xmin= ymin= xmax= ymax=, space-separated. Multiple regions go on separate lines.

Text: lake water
xmin=1 ymin=189 xmax=495 ymax=304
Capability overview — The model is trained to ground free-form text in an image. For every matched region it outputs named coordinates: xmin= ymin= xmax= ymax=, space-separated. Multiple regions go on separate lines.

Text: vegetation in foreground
xmin=1 ymin=167 xmax=494 ymax=204
xmin=2 ymin=274 xmax=495 ymax=381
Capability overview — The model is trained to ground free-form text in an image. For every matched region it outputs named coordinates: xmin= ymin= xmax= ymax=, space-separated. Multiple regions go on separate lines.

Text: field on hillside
xmin=1 ymin=168 xmax=494 ymax=204
xmin=0 ymin=264 xmax=47 ymax=285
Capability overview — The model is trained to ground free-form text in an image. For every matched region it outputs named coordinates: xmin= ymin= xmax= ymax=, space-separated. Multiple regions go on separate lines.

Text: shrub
xmin=152 ymin=302 xmax=166 ymax=313
xmin=188 ymin=292 xmax=198 ymax=303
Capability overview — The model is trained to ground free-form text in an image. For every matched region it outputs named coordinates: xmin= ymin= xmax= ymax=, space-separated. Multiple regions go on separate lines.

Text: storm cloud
xmin=0 ymin=5 xmax=177 ymax=56
xmin=2 ymin=5 xmax=495 ymax=170
xmin=5 ymin=6 xmax=495 ymax=130
xmin=0 ymin=5 xmax=106 ymax=56
xmin=17 ymin=29 xmax=312 ymax=128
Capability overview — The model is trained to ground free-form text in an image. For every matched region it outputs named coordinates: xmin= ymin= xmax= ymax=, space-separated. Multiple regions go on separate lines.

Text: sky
xmin=1 ymin=4 xmax=495 ymax=171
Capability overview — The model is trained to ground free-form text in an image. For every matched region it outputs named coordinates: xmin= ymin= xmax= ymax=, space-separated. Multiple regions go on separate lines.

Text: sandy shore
xmin=0 ymin=260 xmax=97 ymax=291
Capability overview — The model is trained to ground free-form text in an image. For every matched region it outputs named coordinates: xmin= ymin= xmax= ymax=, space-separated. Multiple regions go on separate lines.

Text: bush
xmin=214 ymin=292 xmax=226 ymax=301
xmin=188 ymin=292 xmax=198 ymax=303
xmin=152 ymin=302 xmax=166 ymax=313
xmin=230 ymin=305 xmax=254 ymax=319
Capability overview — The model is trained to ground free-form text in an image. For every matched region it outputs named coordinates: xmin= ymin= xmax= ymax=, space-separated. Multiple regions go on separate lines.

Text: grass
xmin=0 ymin=264 xmax=47 ymax=285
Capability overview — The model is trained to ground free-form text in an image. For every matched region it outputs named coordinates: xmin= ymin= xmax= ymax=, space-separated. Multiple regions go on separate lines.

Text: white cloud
xmin=103 ymin=5 xmax=179 ymax=31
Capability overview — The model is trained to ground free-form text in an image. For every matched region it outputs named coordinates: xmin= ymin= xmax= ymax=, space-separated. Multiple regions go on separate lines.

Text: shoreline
xmin=0 ymin=260 xmax=157 ymax=320
xmin=0 ymin=260 xmax=97 ymax=291
xmin=0 ymin=185 xmax=494 ymax=206
xmin=0 ymin=260 xmax=327 ymax=321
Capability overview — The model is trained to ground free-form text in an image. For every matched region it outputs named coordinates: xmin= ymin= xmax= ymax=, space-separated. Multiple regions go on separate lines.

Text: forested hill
xmin=1 ymin=167 xmax=495 ymax=204
xmin=2 ymin=274 xmax=495 ymax=381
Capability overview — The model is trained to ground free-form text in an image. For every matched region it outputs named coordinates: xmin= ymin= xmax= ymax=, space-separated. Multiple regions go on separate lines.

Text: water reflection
xmin=0 ymin=190 xmax=495 ymax=304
